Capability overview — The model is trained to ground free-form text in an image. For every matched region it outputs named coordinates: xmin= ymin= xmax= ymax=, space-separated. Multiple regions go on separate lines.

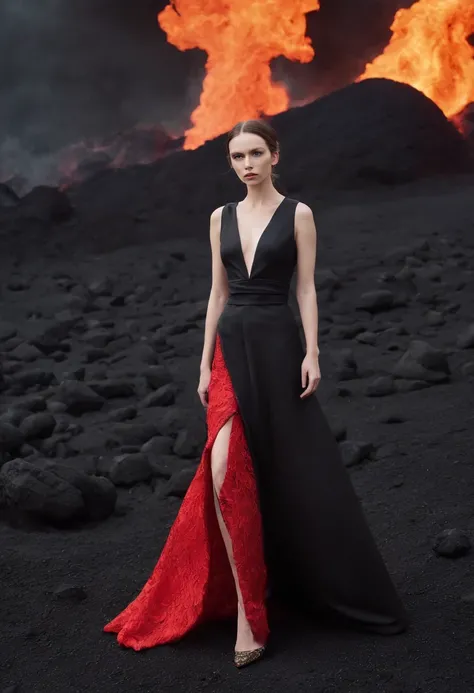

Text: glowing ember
xmin=57 ymin=125 xmax=182 ymax=188
xmin=357 ymin=0 xmax=474 ymax=119
xmin=158 ymin=0 xmax=319 ymax=149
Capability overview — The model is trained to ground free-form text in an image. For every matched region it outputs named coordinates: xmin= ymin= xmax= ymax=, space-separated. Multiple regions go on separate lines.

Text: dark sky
xmin=0 ymin=0 xmax=411 ymax=156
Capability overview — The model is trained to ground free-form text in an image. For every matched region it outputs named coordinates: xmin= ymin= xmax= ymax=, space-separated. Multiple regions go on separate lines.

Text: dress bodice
xmin=220 ymin=197 xmax=298 ymax=306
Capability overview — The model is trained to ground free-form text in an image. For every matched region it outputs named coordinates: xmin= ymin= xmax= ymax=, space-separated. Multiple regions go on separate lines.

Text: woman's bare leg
xmin=211 ymin=415 xmax=265 ymax=652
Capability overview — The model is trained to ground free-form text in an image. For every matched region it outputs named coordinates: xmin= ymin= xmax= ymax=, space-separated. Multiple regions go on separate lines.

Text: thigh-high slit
xmin=211 ymin=413 xmax=269 ymax=644
xmin=103 ymin=334 xmax=269 ymax=649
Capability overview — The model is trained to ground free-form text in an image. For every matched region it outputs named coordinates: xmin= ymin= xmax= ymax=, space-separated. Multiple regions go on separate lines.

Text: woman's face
xmin=228 ymin=132 xmax=279 ymax=185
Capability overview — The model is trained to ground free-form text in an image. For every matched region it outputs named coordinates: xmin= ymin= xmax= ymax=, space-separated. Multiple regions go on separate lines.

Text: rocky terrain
xmin=1 ymin=79 xmax=474 ymax=692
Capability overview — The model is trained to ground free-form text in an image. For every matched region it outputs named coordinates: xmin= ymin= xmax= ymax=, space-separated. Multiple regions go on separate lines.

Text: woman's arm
xmin=294 ymin=202 xmax=320 ymax=358
xmin=200 ymin=206 xmax=229 ymax=372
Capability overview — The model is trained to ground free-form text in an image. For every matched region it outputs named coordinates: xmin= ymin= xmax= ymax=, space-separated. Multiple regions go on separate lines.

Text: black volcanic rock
xmin=0 ymin=422 xmax=25 ymax=455
xmin=0 ymin=153 xmax=473 ymax=688
xmin=2 ymin=79 xmax=471 ymax=260
xmin=20 ymin=185 xmax=73 ymax=223
xmin=0 ymin=182 xmax=19 ymax=208
xmin=0 ymin=458 xmax=84 ymax=522
xmin=459 ymin=102 xmax=474 ymax=153
xmin=0 ymin=185 xmax=74 ymax=255
xmin=0 ymin=458 xmax=116 ymax=523
xmin=19 ymin=413 xmax=56 ymax=441
xmin=274 ymin=79 xmax=472 ymax=192
xmin=25 ymin=79 xmax=464 ymax=258
xmin=54 ymin=381 xmax=105 ymax=415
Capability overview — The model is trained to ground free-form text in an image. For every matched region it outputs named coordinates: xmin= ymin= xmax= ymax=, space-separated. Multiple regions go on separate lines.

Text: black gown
xmin=217 ymin=196 xmax=409 ymax=634
xmin=104 ymin=195 xmax=409 ymax=650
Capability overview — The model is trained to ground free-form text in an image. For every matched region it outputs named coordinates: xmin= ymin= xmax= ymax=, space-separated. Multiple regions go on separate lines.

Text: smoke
xmin=273 ymin=0 xmax=414 ymax=102
xmin=0 ymin=0 xmax=414 ymax=191
xmin=0 ymin=0 xmax=203 ymax=189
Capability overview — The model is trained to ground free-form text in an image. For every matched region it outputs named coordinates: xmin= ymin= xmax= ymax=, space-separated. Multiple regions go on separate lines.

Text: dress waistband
xmin=226 ymin=293 xmax=288 ymax=306
xmin=226 ymin=279 xmax=289 ymax=306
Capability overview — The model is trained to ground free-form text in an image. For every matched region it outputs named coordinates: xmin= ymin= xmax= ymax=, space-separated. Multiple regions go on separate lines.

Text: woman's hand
xmin=300 ymin=353 xmax=321 ymax=398
xmin=197 ymin=367 xmax=212 ymax=408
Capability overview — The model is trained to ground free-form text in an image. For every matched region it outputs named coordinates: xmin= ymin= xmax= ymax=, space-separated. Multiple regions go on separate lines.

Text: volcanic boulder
xmin=20 ymin=185 xmax=73 ymax=224
xmin=274 ymin=78 xmax=472 ymax=191
xmin=61 ymin=78 xmax=473 ymax=258
xmin=0 ymin=458 xmax=117 ymax=524
xmin=0 ymin=182 xmax=20 ymax=208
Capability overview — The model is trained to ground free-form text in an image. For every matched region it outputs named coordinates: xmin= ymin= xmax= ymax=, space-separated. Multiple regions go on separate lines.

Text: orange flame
xmin=357 ymin=0 xmax=474 ymax=119
xmin=158 ymin=0 xmax=319 ymax=149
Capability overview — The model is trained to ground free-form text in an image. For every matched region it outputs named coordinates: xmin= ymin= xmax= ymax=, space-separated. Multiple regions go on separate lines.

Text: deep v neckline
xmin=233 ymin=197 xmax=287 ymax=280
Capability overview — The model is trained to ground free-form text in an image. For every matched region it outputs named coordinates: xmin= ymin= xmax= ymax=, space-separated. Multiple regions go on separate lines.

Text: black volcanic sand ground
xmin=1 ymin=175 xmax=474 ymax=693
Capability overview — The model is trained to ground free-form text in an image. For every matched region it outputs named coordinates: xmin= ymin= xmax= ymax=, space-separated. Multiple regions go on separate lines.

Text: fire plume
xmin=158 ymin=0 xmax=319 ymax=149
xmin=357 ymin=0 xmax=474 ymax=119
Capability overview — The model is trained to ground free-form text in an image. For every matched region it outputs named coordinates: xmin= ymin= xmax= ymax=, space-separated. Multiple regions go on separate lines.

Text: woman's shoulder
xmin=210 ymin=205 xmax=224 ymax=219
xmin=210 ymin=202 xmax=237 ymax=229
xmin=291 ymin=198 xmax=314 ymax=217
xmin=210 ymin=201 xmax=234 ymax=219
xmin=284 ymin=196 xmax=307 ymax=207
xmin=209 ymin=203 xmax=233 ymax=238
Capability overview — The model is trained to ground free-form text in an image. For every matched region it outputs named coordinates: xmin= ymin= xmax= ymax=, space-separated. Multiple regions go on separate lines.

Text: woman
xmin=104 ymin=119 xmax=410 ymax=668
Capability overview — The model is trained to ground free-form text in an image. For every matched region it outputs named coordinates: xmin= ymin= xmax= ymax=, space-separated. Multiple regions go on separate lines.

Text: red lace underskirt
xmin=103 ymin=334 xmax=269 ymax=649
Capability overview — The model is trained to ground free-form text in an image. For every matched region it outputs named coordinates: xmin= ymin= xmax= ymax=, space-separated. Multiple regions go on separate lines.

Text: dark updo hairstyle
xmin=226 ymin=119 xmax=281 ymax=188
